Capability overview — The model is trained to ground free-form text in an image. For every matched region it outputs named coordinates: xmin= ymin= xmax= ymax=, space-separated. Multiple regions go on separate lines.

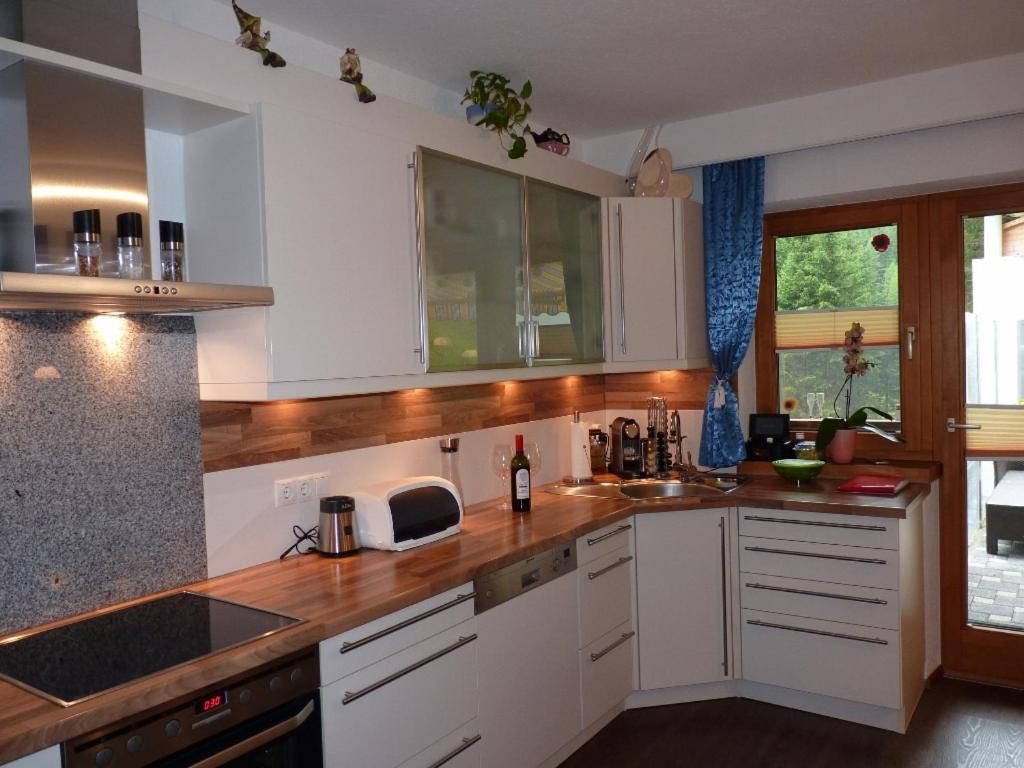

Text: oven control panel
xmin=63 ymin=653 xmax=318 ymax=768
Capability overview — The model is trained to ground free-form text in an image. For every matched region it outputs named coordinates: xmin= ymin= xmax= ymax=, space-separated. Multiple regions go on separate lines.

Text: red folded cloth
xmin=836 ymin=475 xmax=907 ymax=495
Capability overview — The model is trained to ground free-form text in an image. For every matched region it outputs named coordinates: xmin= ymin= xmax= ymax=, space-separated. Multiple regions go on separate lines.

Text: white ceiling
xmin=225 ymin=0 xmax=1024 ymax=138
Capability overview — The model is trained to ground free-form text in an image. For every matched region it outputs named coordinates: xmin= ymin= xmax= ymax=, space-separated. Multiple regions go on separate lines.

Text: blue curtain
xmin=699 ymin=157 xmax=765 ymax=468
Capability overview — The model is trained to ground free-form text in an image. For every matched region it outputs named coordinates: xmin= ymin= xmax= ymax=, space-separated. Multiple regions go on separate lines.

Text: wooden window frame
xmin=756 ymin=198 xmax=932 ymax=459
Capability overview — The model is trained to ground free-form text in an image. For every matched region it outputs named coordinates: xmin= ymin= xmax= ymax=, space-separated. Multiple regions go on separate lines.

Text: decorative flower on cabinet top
xmin=340 ymin=48 xmax=377 ymax=103
xmin=232 ymin=1 xmax=286 ymax=68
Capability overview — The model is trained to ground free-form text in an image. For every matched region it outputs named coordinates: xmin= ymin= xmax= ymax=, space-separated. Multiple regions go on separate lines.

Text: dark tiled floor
xmin=559 ymin=679 xmax=1024 ymax=768
xmin=968 ymin=537 xmax=1024 ymax=629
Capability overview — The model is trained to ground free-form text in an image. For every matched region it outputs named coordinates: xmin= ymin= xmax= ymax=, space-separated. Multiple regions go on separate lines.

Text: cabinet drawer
xmin=740 ymin=573 xmax=898 ymax=630
xmin=580 ymin=621 xmax=635 ymax=729
xmin=579 ymin=548 xmax=633 ymax=648
xmin=320 ymin=583 xmax=474 ymax=685
xmin=398 ymin=719 xmax=482 ymax=768
xmin=742 ymin=609 xmax=899 ymax=708
xmin=577 ymin=517 xmax=634 ymax=566
xmin=740 ymin=536 xmax=898 ymax=589
xmin=322 ymin=618 xmax=478 ymax=768
xmin=738 ymin=508 xmax=898 ymax=550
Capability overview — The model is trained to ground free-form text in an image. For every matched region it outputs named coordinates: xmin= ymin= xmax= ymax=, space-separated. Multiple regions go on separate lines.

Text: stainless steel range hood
xmin=0 ymin=272 xmax=273 ymax=313
xmin=0 ymin=0 xmax=273 ymax=314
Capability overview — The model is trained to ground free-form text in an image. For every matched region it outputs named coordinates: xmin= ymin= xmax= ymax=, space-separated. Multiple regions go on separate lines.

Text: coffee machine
xmin=609 ymin=417 xmax=643 ymax=477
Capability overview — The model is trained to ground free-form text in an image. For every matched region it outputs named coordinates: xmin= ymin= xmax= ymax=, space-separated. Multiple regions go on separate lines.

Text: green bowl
xmin=771 ymin=459 xmax=825 ymax=482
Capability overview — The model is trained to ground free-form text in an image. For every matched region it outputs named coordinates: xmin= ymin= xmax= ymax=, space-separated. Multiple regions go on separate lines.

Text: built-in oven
xmin=63 ymin=653 xmax=323 ymax=768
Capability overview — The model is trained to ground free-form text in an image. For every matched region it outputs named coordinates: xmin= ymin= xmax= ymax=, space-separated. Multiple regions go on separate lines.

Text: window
xmin=757 ymin=201 xmax=925 ymax=453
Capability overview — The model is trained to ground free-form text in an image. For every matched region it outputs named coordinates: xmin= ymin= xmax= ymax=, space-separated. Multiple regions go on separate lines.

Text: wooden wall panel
xmin=201 ymin=369 xmax=715 ymax=472
xmin=603 ymin=369 xmax=714 ymax=411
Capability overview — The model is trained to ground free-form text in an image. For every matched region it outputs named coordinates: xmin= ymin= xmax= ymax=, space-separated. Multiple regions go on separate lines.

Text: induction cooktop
xmin=0 ymin=592 xmax=301 ymax=706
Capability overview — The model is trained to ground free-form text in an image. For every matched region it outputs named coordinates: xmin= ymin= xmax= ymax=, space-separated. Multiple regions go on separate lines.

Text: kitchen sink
xmin=619 ymin=480 xmax=715 ymax=499
xmin=546 ymin=475 xmax=744 ymax=500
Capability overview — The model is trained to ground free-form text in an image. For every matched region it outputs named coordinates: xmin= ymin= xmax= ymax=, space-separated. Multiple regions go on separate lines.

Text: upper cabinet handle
xmin=409 ymin=152 xmax=427 ymax=367
xmin=616 ymin=203 xmax=627 ymax=355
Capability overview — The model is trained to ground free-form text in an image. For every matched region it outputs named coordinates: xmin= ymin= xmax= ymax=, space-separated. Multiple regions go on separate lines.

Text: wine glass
xmin=805 ymin=392 xmax=817 ymax=419
xmin=815 ymin=392 xmax=826 ymax=419
xmin=524 ymin=442 xmax=542 ymax=480
xmin=491 ymin=444 xmax=512 ymax=509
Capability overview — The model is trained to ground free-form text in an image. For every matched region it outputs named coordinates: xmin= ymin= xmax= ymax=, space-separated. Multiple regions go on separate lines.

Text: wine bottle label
xmin=514 ymin=468 xmax=530 ymax=500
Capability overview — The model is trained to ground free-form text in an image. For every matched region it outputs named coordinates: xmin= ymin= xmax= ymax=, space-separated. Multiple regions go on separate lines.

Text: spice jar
xmin=73 ymin=209 xmax=102 ymax=277
xmin=159 ymin=220 xmax=185 ymax=282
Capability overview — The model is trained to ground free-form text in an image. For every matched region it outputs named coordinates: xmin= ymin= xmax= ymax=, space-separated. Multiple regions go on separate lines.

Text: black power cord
xmin=279 ymin=524 xmax=319 ymax=560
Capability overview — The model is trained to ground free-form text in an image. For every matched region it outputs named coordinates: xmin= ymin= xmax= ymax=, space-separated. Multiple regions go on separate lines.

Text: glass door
xmin=939 ymin=187 xmax=1024 ymax=684
xmin=525 ymin=180 xmax=604 ymax=365
xmin=420 ymin=150 xmax=526 ymax=372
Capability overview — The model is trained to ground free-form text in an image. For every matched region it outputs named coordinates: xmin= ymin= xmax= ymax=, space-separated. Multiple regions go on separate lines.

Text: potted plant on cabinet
xmin=814 ymin=323 xmax=902 ymax=463
xmin=462 ymin=70 xmax=533 ymax=159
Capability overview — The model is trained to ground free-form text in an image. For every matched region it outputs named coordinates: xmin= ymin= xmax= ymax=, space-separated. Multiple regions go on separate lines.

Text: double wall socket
xmin=274 ymin=473 xmax=329 ymax=508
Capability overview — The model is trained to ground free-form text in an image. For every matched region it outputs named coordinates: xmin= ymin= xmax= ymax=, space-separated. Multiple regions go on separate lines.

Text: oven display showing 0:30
xmin=194 ymin=690 xmax=229 ymax=714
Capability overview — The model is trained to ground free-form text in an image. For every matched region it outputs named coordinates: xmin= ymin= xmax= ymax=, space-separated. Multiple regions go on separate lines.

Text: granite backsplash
xmin=0 ymin=313 xmax=206 ymax=635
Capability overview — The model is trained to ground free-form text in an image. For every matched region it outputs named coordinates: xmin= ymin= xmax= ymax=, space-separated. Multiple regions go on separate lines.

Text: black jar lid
xmin=73 ymin=209 xmax=101 ymax=235
xmin=116 ymin=212 xmax=143 ymax=239
xmin=159 ymin=220 xmax=184 ymax=243
xmin=320 ymin=495 xmax=355 ymax=513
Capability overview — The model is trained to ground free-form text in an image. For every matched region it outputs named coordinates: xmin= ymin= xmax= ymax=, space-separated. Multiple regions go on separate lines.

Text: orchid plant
xmin=815 ymin=323 xmax=902 ymax=451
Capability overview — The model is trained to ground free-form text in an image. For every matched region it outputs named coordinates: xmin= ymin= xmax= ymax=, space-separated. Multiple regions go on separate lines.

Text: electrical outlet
xmin=274 ymin=479 xmax=297 ymax=508
xmin=297 ymin=476 xmax=316 ymax=501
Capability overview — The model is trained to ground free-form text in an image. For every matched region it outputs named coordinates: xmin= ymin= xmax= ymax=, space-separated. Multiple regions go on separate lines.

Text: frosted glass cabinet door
xmin=420 ymin=151 xmax=526 ymax=372
xmin=527 ymin=181 xmax=604 ymax=364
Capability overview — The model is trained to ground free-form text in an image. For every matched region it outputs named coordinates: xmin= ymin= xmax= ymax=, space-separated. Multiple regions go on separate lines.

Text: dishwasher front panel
xmin=476 ymin=571 xmax=581 ymax=768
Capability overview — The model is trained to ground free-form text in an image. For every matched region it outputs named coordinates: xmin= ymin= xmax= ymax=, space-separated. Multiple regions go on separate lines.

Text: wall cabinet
xmin=605 ymin=197 xmax=708 ymax=369
xmin=191 ymin=101 xmax=422 ymax=399
xmin=419 ymin=150 xmax=603 ymax=373
xmin=635 ymin=507 xmax=733 ymax=689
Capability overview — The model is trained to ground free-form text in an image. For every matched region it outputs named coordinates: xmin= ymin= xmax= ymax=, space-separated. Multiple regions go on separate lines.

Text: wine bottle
xmin=510 ymin=433 xmax=531 ymax=512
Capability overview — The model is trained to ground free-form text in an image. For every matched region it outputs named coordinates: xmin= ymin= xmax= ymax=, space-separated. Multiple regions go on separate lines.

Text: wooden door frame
xmin=933 ymin=182 xmax=1024 ymax=684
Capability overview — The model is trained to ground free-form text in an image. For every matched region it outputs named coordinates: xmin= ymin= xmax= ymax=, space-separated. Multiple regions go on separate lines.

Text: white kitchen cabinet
xmin=576 ymin=521 xmax=635 ymax=730
xmin=319 ymin=584 xmax=478 ymax=768
xmin=477 ymin=570 xmax=581 ymax=768
xmin=605 ymin=197 xmax=707 ymax=368
xmin=737 ymin=504 xmax=925 ymax=732
xmin=635 ymin=507 xmax=733 ymax=689
xmin=0 ymin=748 xmax=60 ymax=768
xmin=191 ymin=101 xmax=422 ymax=398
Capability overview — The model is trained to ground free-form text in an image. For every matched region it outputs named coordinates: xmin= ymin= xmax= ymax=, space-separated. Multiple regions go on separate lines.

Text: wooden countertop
xmin=0 ymin=477 xmax=929 ymax=763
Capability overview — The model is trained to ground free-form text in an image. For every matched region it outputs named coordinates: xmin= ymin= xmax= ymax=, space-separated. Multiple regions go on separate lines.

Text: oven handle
xmin=188 ymin=699 xmax=315 ymax=768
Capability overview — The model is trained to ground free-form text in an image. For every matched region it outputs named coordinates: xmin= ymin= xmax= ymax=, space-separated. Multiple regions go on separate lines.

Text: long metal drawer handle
xmin=343 ymin=634 xmax=477 ymax=705
xmin=590 ymin=631 xmax=636 ymax=662
xmin=745 ymin=582 xmax=888 ymax=605
xmin=191 ymin=700 xmax=314 ymax=768
xmin=587 ymin=523 xmax=633 ymax=546
xmin=426 ymin=734 xmax=483 ymax=768
xmin=588 ymin=555 xmax=633 ymax=580
xmin=340 ymin=592 xmax=475 ymax=654
xmin=743 ymin=515 xmax=887 ymax=532
xmin=746 ymin=619 xmax=888 ymax=645
xmin=719 ymin=516 xmax=729 ymax=676
xmin=744 ymin=546 xmax=887 ymax=565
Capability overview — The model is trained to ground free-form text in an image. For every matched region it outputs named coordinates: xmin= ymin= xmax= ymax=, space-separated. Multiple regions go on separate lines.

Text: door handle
xmin=905 ymin=325 xmax=916 ymax=361
xmin=946 ymin=417 xmax=981 ymax=433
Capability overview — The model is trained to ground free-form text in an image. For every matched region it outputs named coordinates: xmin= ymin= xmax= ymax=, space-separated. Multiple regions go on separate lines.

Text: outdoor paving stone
xmin=973 ymin=588 xmax=997 ymax=599
xmin=973 ymin=597 xmax=995 ymax=605
xmin=987 ymin=614 xmax=1012 ymax=623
